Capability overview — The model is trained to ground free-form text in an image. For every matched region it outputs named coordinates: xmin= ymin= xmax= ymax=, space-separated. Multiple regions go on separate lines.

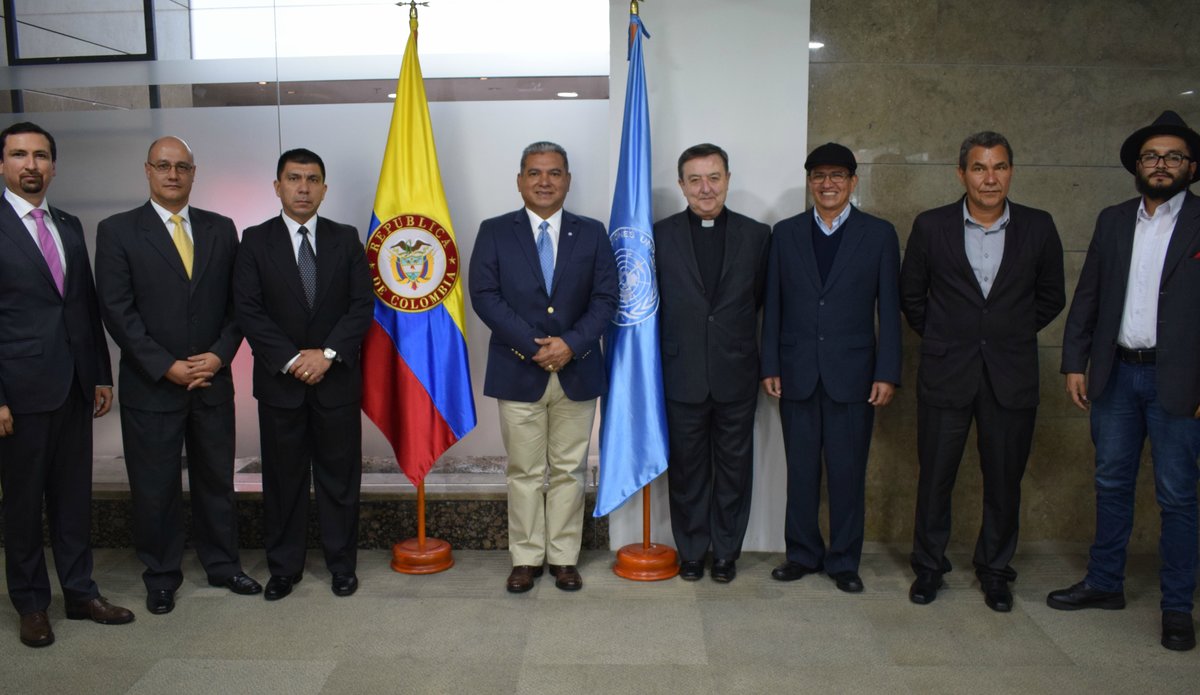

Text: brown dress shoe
xmin=19 ymin=611 xmax=54 ymax=648
xmin=548 ymin=564 xmax=583 ymax=591
xmin=506 ymin=565 xmax=544 ymax=593
xmin=65 ymin=597 xmax=135 ymax=625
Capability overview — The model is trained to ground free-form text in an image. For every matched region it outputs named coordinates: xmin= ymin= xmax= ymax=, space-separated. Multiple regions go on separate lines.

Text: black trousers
xmin=258 ymin=397 xmax=362 ymax=578
xmin=665 ymin=394 xmax=756 ymax=562
xmin=911 ymin=368 xmax=1036 ymax=582
xmin=0 ymin=390 xmax=99 ymax=615
xmin=779 ymin=383 xmax=874 ymax=575
xmin=121 ymin=399 xmax=241 ymax=592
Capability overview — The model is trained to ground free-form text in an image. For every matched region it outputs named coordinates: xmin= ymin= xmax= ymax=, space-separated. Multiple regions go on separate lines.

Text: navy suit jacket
xmin=761 ymin=206 xmax=902 ymax=403
xmin=469 ymin=208 xmax=618 ymax=403
xmin=0 ymin=196 xmax=111 ymax=414
xmin=1062 ymin=191 xmax=1200 ymax=416
xmin=96 ymin=202 xmax=241 ymax=412
xmin=900 ymin=198 xmax=1065 ymax=410
xmin=655 ymin=208 xmax=770 ymax=404
xmin=233 ymin=215 xmax=374 ymax=409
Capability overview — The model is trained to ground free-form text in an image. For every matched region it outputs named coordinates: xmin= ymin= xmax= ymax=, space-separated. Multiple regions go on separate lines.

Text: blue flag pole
xmin=599 ymin=2 xmax=678 ymax=581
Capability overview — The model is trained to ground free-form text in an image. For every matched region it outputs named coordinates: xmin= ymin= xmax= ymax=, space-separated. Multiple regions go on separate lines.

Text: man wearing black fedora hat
xmin=1052 ymin=110 xmax=1200 ymax=651
xmin=761 ymin=142 xmax=902 ymax=592
xmin=900 ymin=131 xmax=1065 ymax=612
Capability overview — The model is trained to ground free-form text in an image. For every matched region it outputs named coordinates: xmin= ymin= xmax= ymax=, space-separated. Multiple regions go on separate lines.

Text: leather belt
xmin=1117 ymin=346 xmax=1155 ymax=364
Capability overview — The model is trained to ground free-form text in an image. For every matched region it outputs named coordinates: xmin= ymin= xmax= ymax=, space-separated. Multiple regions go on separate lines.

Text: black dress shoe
xmin=146 ymin=590 xmax=175 ymax=615
xmin=982 ymin=580 xmax=1013 ymax=612
xmin=909 ymin=573 xmax=943 ymax=605
xmin=710 ymin=559 xmax=736 ymax=583
xmin=331 ymin=572 xmax=359 ymax=597
xmin=264 ymin=574 xmax=302 ymax=601
xmin=210 ymin=572 xmax=263 ymax=595
xmin=1162 ymin=610 xmax=1196 ymax=651
xmin=771 ymin=561 xmax=820 ymax=582
xmin=679 ymin=561 xmax=704 ymax=581
xmin=831 ymin=571 xmax=864 ymax=593
xmin=1046 ymin=581 xmax=1125 ymax=611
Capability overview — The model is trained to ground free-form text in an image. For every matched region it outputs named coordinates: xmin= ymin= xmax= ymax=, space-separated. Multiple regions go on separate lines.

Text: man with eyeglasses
xmin=1050 ymin=111 xmax=1200 ymax=651
xmin=900 ymin=132 xmax=1065 ymax=612
xmin=96 ymin=136 xmax=260 ymax=616
xmin=761 ymin=143 xmax=901 ymax=592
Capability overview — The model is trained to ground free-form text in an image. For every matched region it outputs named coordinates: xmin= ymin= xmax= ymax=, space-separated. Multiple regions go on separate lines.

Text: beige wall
xmin=810 ymin=0 xmax=1199 ymax=550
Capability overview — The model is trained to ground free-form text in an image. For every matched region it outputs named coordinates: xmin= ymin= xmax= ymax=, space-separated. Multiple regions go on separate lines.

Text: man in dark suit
xmin=469 ymin=141 xmax=618 ymax=593
xmin=234 ymin=148 xmax=373 ymax=601
xmin=900 ymin=131 xmax=1064 ymax=612
xmin=655 ymin=143 xmax=769 ymax=583
xmin=1049 ymin=111 xmax=1200 ymax=652
xmin=96 ymin=136 xmax=261 ymax=616
xmin=761 ymin=142 xmax=902 ymax=593
xmin=0 ymin=121 xmax=134 ymax=647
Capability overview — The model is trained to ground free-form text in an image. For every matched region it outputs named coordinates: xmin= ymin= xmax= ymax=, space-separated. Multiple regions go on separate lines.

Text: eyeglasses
xmin=1137 ymin=152 xmax=1191 ymax=169
xmin=148 ymin=161 xmax=195 ymax=174
xmin=808 ymin=171 xmax=849 ymax=184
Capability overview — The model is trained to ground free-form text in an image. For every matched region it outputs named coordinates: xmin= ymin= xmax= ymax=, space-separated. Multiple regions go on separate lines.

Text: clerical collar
xmin=687 ymin=207 xmax=727 ymax=228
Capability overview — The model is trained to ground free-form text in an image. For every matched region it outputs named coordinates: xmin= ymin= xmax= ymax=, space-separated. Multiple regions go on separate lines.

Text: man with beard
xmin=0 ymin=121 xmax=134 ymax=647
xmin=900 ymin=131 xmax=1065 ymax=612
xmin=1050 ymin=111 xmax=1200 ymax=652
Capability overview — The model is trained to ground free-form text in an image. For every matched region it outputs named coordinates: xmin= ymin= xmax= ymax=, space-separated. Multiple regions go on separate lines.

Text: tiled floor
xmin=3 ymin=544 xmax=1196 ymax=694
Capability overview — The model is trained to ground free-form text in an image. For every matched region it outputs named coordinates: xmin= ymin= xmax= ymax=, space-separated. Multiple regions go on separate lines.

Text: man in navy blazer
xmin=469 ymin=141 xmax=618 ymax=593
xmin=761 ymin=143 xmax=901 ymax=593
xmin=96 ymin=136 xmax=260 ymax=616
xmin=655 ymin=143 xmax=770 ymax=583
xmin=0 ymin=122 xmax=134 ymax=648
xmin=900 ymin=132 xmax=1065 ymax=612
xmin=1050 ymin=111 xmax=1200 ymax=651
xmin=234 ymin=148 xmax=374 ymax=601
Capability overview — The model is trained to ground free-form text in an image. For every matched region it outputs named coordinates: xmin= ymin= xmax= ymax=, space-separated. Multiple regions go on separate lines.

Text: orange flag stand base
xmin=611 ymin=486 xmax=679 ymax=581
xmin=391 ymin=480 xmax=454 ymax=574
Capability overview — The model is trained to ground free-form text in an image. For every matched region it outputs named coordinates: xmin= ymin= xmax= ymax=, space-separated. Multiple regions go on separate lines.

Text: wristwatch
xmin=322 ymin=348 xmax=337 ymax=361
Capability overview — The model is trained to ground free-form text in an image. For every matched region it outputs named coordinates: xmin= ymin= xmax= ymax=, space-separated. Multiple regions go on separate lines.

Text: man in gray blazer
xmin=761 ymin=143 xmax=902 ymax=593
xmin=655 ymin=143 xmax=770 ymax=583
xmin=96 ymin=136 xmax=260 ymax=617
xmin=1051 ymin=110 xmax=1200 ymax=652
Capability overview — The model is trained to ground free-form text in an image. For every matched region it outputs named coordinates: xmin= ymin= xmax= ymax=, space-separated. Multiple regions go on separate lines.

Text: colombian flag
xmin=361 ymin=12 xmax=477 ymax=485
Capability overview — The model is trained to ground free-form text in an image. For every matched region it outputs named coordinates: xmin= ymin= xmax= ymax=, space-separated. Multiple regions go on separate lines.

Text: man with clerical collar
xmin=1051 ymin=110 xmax=1200 ymax=651
xmin=761 ymin=142 xmax=901 ymax=593
xmin=655 ymin=143 xmax=770 ymax=582
xmin=900 ymin=132 xmax=1065 ymax=612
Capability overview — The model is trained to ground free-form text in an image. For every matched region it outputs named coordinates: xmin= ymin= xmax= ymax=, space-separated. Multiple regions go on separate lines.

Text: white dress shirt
xmin=1117 ymin=189 xmax=1187 ymax=349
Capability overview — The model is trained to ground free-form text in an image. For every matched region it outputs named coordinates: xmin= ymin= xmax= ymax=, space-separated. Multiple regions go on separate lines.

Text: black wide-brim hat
xmin=1119 ymin=110 xmax=1200 ymax=183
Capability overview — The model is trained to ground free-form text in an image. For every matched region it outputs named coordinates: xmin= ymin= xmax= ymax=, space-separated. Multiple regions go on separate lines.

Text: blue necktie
xmin=536 ymin=220 xmax=554 ymax=294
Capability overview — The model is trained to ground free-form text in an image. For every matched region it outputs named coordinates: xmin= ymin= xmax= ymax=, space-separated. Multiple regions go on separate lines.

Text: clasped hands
xmin=288 ymin=349 xmax=333 ymax=386
xmin=165 ymin=352 xmax=223 ymax=391
xmin=533 ymin=336 xmax=573 ymax=373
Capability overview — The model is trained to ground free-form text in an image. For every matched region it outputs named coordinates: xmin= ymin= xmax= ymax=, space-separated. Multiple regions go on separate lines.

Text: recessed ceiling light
xmin=479 ymin=77 xmax=488 ymax=81
xmin=557 ymin=91 xmax=579 ymax=98
xmin=387 ymin=93 xmax=397 ymax=99
xmin=257 ymin=81 xmax=267 ymax=86
xmin=809 ymin=41 xmax=824 ymax=49
xmin=1181 ymin=90 xmax=1196 ymax=96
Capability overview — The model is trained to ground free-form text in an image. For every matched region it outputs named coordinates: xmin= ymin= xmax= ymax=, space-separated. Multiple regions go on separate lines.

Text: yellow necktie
xmin=170 ymin=214 xmax=193 ymax=278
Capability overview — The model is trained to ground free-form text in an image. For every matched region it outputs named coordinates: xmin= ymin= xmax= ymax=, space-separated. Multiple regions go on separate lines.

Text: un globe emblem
xmin=609 ymin=226 xmax=658 ymax=326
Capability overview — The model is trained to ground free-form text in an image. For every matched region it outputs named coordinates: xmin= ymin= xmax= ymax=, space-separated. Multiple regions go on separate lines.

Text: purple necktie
xmin=31 ymin=208 xmax=64 ymax=296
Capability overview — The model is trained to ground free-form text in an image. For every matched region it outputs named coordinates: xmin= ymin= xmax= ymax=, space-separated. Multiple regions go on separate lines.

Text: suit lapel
xmin=790 ymin=211 xmax=822 ymax=292
xmin=987 ymin=206 xmax=1024 ymax=297
xmin=667 ymin=213 xmax=704 ymax=291
xmin=265 ymin=218 xmax=309 ymax=309
xmin=822 ymin=207 xmax=867 ymax=289
xmin=1160 ymin=192 xmax=1200 ymax=286
xmin=190 ymin=208 xmax=216 ymax=293
xmin=550 ymin=212 xmax=582 ymax=297
xmin=509 ymin=210 xmax=548 ymax=295
xmin=138 ymin=203 xmax=190 ymax=284
xmin=51 ymin=207 xmax=84 ymax=297
xmin=0 ymin=198 xmax=59 ymax=295
xmin=313 ymin=218 xmax=339 ymax=311
xmin=946 ymin=203 xmax=985 ymax=299
xmin=714 ymin=211 xmax=744 ymax=293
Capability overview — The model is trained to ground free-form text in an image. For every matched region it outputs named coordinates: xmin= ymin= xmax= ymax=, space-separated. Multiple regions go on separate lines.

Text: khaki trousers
xmin=498 ymin=374 xmax=596 ymax=566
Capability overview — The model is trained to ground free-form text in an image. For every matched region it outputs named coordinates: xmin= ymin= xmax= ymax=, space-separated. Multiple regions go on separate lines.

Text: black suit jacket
xmin=469 ymin=208 xmax=618 ymax=403
xmin=0 ymin=196 xmax=111 ymax=414
xmin=761 ymin=206 xmax=902 ymax=403
xmin=654 ymin=208 xmax=770 ymax=403
xmin=233 ymin=215 xmax=374 ymax=409
xmin=96 ymin=202 xmax=241 ymax=411
xmin=900 ymin=198 xmax=1065 ymax=410
xmin=1062 ymin=191 xmax=1200 ymax=416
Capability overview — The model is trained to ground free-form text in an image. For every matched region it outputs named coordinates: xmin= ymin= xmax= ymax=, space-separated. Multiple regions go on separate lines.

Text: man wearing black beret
xmin=1051 ymin=110 xmax=1200 ymax=651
